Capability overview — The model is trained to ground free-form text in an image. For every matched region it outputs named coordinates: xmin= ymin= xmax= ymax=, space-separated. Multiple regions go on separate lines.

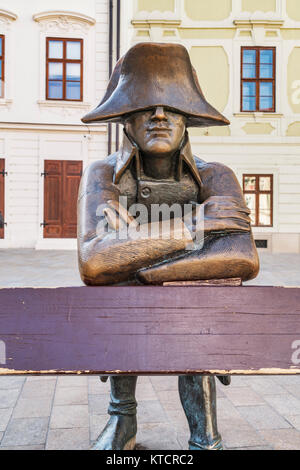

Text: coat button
xmin=141 ymin=187 xmax=151 ymax=198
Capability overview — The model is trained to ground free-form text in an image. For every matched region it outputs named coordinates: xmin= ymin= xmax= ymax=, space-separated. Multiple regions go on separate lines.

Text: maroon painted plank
xmin=0 ymin=286 xmax=300 ymax=375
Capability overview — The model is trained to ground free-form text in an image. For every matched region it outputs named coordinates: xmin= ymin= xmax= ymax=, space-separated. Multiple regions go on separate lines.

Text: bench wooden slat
xmin=0 ymin=286 xmax=299 ymax=375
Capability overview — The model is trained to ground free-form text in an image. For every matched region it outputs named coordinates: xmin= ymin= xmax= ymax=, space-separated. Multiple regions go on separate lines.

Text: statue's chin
xmin=143 ymin=139 xmax=175 ymax=157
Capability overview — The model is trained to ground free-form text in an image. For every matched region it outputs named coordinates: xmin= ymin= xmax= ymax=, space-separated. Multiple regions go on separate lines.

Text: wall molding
xmin=33 ymin=10 xmax=96 ymax=33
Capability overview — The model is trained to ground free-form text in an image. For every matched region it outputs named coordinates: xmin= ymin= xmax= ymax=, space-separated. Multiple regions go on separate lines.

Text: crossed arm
xmin=77 ymin=160 xmax=259 ymax=285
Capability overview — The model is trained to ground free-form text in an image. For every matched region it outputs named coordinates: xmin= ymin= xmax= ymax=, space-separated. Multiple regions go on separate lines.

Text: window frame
xmin=241 ymin=46 xmax=276 ymax=113
xmin=46 ymin=37 xmax=83 ymax=102
xmin=0 ymin=35 xmax=5 ymax=98
xmin=243 ymin=174 xmax=273 ymax=228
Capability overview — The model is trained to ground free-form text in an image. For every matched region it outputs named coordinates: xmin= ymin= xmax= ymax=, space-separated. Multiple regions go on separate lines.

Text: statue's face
xmin=125 ymin=107 xmax=186 ymax=157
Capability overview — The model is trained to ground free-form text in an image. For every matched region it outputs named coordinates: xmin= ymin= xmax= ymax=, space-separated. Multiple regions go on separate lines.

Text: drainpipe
xmin=115 ymin=0 xmax=121 ymax=151
xmin=108 ymin=0 xmax=113 ymax=155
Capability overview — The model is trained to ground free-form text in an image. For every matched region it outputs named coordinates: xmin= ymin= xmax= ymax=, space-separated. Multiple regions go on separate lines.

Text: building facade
xmin=0 ymin=0 xmax=109 ymax=249
xmin=1 ymin=0 xmax=300 ymax=252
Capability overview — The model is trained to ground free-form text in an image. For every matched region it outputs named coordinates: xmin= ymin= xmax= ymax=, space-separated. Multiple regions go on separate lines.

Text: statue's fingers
xmin=103 ymin=207 xmax=125 ymax=231
xmin=108 ymin=200 xmax=139 ymax=228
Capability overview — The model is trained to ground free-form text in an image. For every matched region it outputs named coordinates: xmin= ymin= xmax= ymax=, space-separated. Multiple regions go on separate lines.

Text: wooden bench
xmin=0 ymin=285 xmax=300 ymax=375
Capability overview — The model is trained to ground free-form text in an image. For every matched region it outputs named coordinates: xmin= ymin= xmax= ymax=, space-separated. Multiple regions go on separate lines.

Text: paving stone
xmin=0 ymin=408 xmax=13 ymax=432
xmin=216 ymin=397 xmax=251 ymax=426
xmin=229 ymin=376 xmax=255 ymax=387
xmin=248 ymin=377 xmax=286 ymax=395
xmin=88 ymin=394 xmax=110 ymax=415
xmin=0 ymin=417 xmax=49 ymax=447
xmin=26 ymin=376 xmax=57 ymax=382
xmin=21 ymin=379 xmax=56 ymax=399
xmin=150 ymin=376 xmax=178 ymax=391
xmin=137 ymin=376 xmax=151 ymax=384
xmin=138 ymin=400 xmax=168 ymax=424
xmin=230 ymin=445 xmax=273 ymax=450
xmin=88 ymin=377 xmax=108 ymax=395
xmin=156 ymin=390 xmax=183 ymax=411
xmin=136 ymin=382 xmax=157 ymax=401
xmin=50 ymin=405 xmax=89 ymax=429
xmin=0 ymin=432 xmax=3 ymax=443
xmin=282 ymin=384 xmax=300 ymax=400
xmin=271 ymin=376 xmax=300 ymax=386
xmin=216 ymin=385 xmax=225 ymax=398
xmin=0 ymin=389 xmax=21 ymax=409
xmin=258 ymin=428 xmax=300 ymax=450
xmin=13 ymin=397 xmax=52 ymax=419
xmin=137 ymin=423 xmax=181 ymax=450
xmin=0 ymin=377 xmax=26 ymax=390
xmin=56 ymin=376 xmax=87 ymax=388
xmin=238 ymin=405 xmax=291 ymax=430
xmin=222 ymin=386 xmax=266 ymax=406
xmin=175 ymin=433 xmax=190 ymax=450
xmin=284 ymin=415 xmax=300 ymax=431
xmin=219 ymin=422 xmax=266 ymax=449
xmin=89 ymin=414 xmax=109 ymax=442
xmin=46 ymin=427 xmax=89 ymax=450
xmin=264 ymin=394 xmax=300 ymax=416
xmin=164 ymin=408 xmax=189 ymax=432
xmin=0 ymin=445 xmax=45 ymax=450
xmin=54 ymin=386 xmax=88 ymax=406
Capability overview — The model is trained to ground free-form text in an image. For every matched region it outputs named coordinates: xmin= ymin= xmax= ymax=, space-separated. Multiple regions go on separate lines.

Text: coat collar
xmin=114 ymin=131 xmax=202 ymax=188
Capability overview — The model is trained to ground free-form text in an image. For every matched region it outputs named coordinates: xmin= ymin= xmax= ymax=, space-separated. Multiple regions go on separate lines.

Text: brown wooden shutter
xmin=62 ymin=161 xmax=82 ymax=238
xmin=43 ymin=160 xmax=82 ymax=238
xmin=0 ymin=159 xmax=5 ymax=239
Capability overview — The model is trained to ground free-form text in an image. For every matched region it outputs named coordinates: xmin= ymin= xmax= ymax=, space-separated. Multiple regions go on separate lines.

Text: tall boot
xmin=92 ymin=375 xmax=138 ymax=450
xmin=178 ymin=375 xmax=223 ymax=450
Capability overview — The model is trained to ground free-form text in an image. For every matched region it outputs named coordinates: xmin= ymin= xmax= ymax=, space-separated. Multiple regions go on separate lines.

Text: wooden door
xmin=43 ymin=160 xmax=82 ymax=238
xmin=0 ymin=159 xmax=5 ymax=239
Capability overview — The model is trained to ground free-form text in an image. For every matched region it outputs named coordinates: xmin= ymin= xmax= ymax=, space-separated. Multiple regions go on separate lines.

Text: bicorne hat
xmin=82 ymin=42 xmax=230 ymax=128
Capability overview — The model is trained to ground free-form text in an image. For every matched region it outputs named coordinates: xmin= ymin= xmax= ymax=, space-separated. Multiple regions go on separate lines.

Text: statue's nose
xmin=151 ymin=106 xmax=167 ymax=121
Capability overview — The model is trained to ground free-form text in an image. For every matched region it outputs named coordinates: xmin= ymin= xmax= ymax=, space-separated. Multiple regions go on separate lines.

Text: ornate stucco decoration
xmin=33 ymin=10 xmax=96 ymax=33
xmin=0 ymin=9 xmax=18 ymax=31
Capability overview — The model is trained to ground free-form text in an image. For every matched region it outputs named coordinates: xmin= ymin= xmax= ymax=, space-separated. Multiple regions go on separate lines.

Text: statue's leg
xmin=92 ymin=375 xmax=138 ymax=450
xmin=178 ymin=375 xmax=223 ymax=450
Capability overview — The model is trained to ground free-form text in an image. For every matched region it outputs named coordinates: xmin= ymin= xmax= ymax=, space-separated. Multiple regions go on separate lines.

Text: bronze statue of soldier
xmin=78 ymin=42 xmax=259 ymax=450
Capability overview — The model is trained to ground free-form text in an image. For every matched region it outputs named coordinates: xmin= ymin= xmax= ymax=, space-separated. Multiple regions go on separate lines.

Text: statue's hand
xmin=103 ymin=200 xmax=139 ymax=231
xmin=189 ymin=196 xmax=251 ymax=234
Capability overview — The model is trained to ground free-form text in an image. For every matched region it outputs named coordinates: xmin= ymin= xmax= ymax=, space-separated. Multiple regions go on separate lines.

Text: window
xmin=46 ymin=38 xmax=83 ymax=101
xmin=0 ymin=35 xmax=4 ymax=98
xmin=241 ymin=47 xmax=275 ymax=112
xmin=243 ymin=174 xmax=273 ymax=227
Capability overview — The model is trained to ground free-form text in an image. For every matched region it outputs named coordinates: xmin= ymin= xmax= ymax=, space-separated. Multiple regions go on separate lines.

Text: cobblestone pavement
xmin=0 ymin=250 xmax=300 ymax=450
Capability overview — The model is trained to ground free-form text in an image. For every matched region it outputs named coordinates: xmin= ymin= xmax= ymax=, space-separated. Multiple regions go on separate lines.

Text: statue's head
xmin=82 ymin=42 xmax=229 ymax=146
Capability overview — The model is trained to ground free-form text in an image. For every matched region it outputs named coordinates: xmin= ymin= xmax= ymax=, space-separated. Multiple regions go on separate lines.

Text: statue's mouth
xmin=148 ymin=127 xmax=171 ymax=132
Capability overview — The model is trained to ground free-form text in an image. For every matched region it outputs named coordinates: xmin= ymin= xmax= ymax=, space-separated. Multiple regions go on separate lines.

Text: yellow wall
xmin=282 ymin=30 xmax=300 ymax=40
xmin=242 ymin=0 xmax=276 ymax=12
xmin=286 ymin=0 xmax=300 ymax=21
xmin=190 ymin=46 xmax=229 ymax=112
xmin=242 ymin=123 xmax=275 ymax=135
xmin=287 ymin=48 xmax=300 ymax=114
xmin=137 ymin=0 xmax=174 ymax=12
xmin=286 ymin=122 xmax=300 ymax=136
xmin=184 ymin=0 xmax=231 ymax=22
xmin=189 ymin=127 xmax=230 ymax=137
